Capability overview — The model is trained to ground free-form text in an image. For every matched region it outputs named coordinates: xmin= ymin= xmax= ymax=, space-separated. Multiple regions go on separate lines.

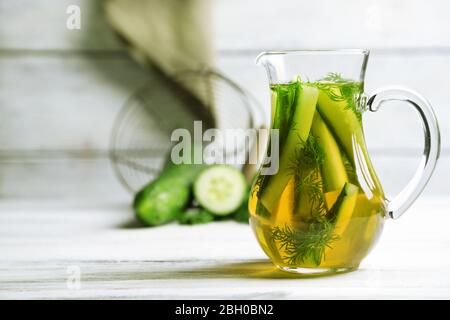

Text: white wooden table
xmin=0 ymin=197 xmax=449 ymax=300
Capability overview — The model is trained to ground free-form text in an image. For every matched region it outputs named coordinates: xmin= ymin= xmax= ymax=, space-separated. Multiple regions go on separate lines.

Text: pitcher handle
xmin=366 ymin=87 xmax=441 ymax=219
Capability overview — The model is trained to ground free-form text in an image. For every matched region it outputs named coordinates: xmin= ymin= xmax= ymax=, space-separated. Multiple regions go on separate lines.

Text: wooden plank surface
xmin=2 ymin=0 xmax=450 ymax=50
xmin=0 ymin=51 xmax=448 ymax=198
xmin=1 ymin=52 xmax=449 ymax=151
xmin=0 ymin=0 xmax=448 ymax=199
xmin=1 ymin=197 xmax=449 ymax=299
xmin=0 ymin=53 xmax=150 ymax=151
xmin=2 ymin=0 xmax=449 ymax=152
xmin=0 ymin=152 xmax=447 ymax=200
xmin=0 ymin=0 xmax=122 ymax=50
xmin=214 ymin=0 xmax=450 ymax=51
xmin=0 ymin=0 xmax=448 ymax=300
xmin=0 ymin=157 xmax=129 ymax=201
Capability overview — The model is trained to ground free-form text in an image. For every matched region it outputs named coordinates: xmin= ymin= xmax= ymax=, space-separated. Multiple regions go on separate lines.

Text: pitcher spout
xmin=255 ymin=51 xmax=286 ymax=84
xmin=255 ymin=51 xmax=269 ymax=66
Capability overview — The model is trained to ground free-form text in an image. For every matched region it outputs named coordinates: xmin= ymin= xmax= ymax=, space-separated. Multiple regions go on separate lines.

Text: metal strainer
xmin=110 ymin=68 xmax=264 ymax=193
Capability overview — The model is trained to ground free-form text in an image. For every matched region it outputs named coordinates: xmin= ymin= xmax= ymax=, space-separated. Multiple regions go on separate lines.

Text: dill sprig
xmin=267 ymin=76 xmax=362 ymax=266
xmin=290 ymin=135 xmax=324 ymax=171
xmin=343 ymin=156 xmax=358 ymax=184
xmin=321 ymin=72 xmax=349 ymax=83
xmin=314 ymin=72 xmax=363 ymax=122
xmin=275 ymin=135 xmax=339 ymax=266
xmin=299 ymin=172 xmax=327 ymax=217
xmin=272 ymin=220 xmax=340 ymax=266
xmin=288 ymin=135 xmax=326 ymax=215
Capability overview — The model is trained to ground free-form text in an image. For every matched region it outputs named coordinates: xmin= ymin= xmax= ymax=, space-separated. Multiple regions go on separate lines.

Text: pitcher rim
xmin=256 ymin=49 xmax=370 ymax=64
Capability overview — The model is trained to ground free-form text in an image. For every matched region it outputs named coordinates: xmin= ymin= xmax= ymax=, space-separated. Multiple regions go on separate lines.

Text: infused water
xmin=249 ymin=74 xmax=386 ymax=271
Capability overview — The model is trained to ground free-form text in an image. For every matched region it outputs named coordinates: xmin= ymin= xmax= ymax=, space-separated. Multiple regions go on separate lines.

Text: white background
xmin=0 ymin=0 xmax=448 ymax=201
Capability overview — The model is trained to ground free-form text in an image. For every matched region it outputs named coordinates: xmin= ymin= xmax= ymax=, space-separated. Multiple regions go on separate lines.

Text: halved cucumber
xmin=194 ymin=165 xmax=248 ymax=216
xmin=261 ymin=85 xmax=319 ymax=214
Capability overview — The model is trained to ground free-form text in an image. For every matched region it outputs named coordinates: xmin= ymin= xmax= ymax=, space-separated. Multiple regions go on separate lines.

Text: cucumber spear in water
xmin=260 ymin=83 xmax=319 ymax=215
xmin=315 ymin=74 xmax=384 ymax=194
xmin=272 ymin=182 xmax=358 ymax=266
xmin=194 ymin=165 xmax=248 ymax=216
xmin=310 ymin=111 xmax=348 ymax=192
xmin=134 ymin=164 xmax=205 ymax=226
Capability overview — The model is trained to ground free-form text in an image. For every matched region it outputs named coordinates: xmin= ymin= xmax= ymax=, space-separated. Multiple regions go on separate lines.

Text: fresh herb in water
xmin=314 ymin=72 xmax=363 ymax=122
xmin=267 ymin=75 xmax=362 ymax=265
xmin=272 ymin=219 xmax=340 ymax=266
xmin=272 ymin=135 xmax=339 ymax=266
xmin=289 ymin=135 xmax=326 ymax=216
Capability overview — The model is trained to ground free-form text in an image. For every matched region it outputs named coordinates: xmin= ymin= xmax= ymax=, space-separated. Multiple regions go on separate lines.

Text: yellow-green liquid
xmin=249 ymin=77 xmax=386 ymax=270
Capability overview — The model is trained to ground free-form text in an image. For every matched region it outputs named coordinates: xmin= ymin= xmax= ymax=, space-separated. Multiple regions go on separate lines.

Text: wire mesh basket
xmin=110 ymin=68 xmax=264 ymax=193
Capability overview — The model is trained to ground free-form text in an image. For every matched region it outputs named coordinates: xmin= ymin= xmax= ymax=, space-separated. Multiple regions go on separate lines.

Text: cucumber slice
xmin=194 ymin=165 xmax=248 ymax=216
xmin=311 ymin=111 xmax=348 ymax=192
xmin=327 ymin=182 xmax=359 ymax=236
xmin=261 ymin=85 xmax=319 ymax=214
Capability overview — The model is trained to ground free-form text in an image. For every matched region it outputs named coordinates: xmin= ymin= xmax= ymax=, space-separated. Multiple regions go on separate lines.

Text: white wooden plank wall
xmin=0 ymin=0 xmax=449 ymax=200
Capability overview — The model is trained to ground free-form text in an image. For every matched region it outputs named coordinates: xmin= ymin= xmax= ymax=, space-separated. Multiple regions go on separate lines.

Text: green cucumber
xmin=134 ymin=164 xmax=205 ymax=226
xmin=311 ymin=111 xmax=348 ymax=192
xmin=194 ymin=165 xmax=248 ymax=216
xmin=316 ymin=91 xmax=383 ymax=193
xmin=178 ymin=208 xmax=215 ymax=225
xmin=260 ymin=85 xmax=319 ymax=214
xmin=316 ymin=90 xmax=362 ymax=164
xmin=327 ymin=182 xmax=359 ymax=236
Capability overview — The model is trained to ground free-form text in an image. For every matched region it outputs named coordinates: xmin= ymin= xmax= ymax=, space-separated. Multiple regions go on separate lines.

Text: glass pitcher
xmin=249 ymin=49 xmax=440 ymax=275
